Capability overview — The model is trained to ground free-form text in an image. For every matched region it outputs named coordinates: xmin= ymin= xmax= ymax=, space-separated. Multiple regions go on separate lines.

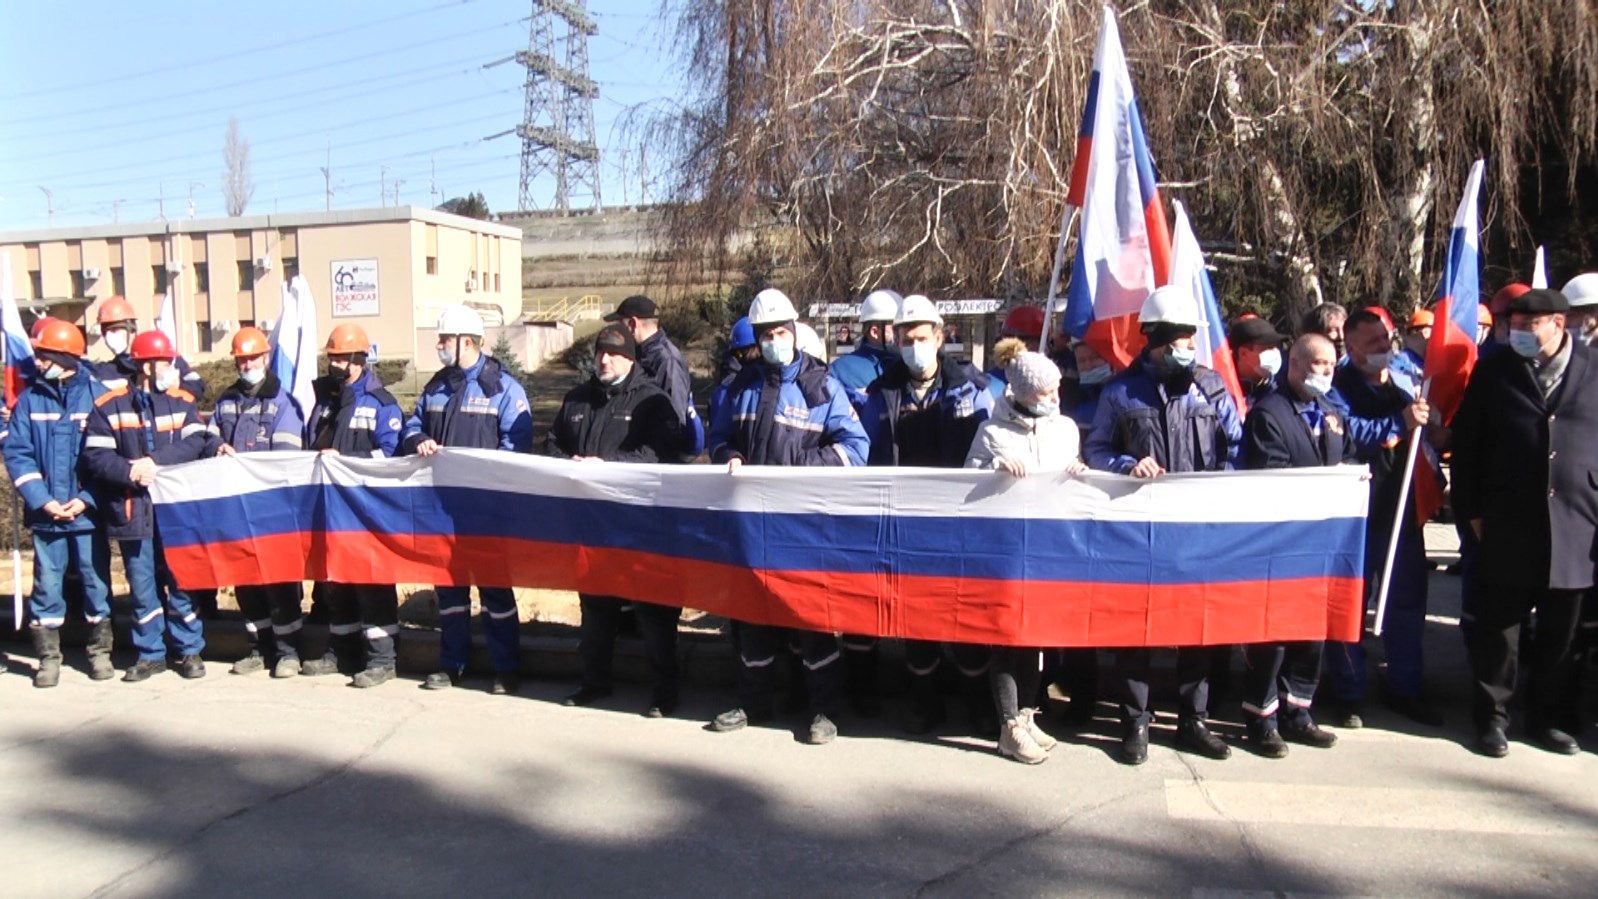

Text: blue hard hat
xmin=729 ymin=316 xmax=756 ymax=350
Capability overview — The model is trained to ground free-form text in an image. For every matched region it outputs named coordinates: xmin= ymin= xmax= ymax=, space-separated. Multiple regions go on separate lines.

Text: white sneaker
xmin=1021 ymin=707 xmax=1057 ymax=751
xmin=999 ymin=716 xmax=1049 ymax=765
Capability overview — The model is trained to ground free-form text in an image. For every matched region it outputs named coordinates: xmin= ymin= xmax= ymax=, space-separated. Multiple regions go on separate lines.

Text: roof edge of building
xmin=0 ymin=205 xmax=522 ymax=245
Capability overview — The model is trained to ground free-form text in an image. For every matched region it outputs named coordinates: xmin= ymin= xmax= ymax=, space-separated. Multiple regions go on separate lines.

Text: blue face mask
xmin=1166 ymin=346 xmax=1197 ymax=370
xmin=41 ymin=364 xmax=65 ymax=381
xmin=900 ymin=341 xmax=938 ymax=375
xmin=759 ymin=336 xmax=795 ymax=367
xmin=1024 ymin=399 xmax=1060 ymax=417
xmin=1078 ymin=364 xmax=1111 ymax=386
xmin=1509 ymin=328 xmax=1543 ymax=358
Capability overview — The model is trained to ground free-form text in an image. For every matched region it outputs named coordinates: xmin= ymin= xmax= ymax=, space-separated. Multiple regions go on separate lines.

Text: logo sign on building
xmin=330 ymin=259 xmax=379 ymax=317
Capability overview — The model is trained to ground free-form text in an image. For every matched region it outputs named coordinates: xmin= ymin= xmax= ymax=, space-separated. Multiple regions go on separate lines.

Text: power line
xmin=0 ymin=17 xmax=524 ymax=127
xmin=10 ymin=55 xmax=495 ymax=146
xmin=0 ymin=0 xmax=481 ymax=102
xmin=0 ymin=85 xmax=514 ymax=169
xmin=2 ymin=112 xmax=511 ymax=195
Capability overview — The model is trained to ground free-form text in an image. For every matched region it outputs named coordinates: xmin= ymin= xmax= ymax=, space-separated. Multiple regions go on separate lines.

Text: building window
xmin=237 ymin=259 xmax=255 ymax=291
xmin=283 ymin=256 xmax=299 ymax=279
xmin=152 ymin=266 xmax=169 ymax=295
xmin=28 ymin=270 xmax=42 ymax=299
xmin=426 ymin=255 xmax=438 ymax=275
xmin=494 ymin=272 xmax=501 ymax=293
xmin=111 ymin=266 xmax=126 ymax=295
xmin=195 ymin=262 xmax=210 ymax=294
xmin=197 ymin=322 xmax=213 ymax=353
xmin=72 ymin=270 xmax=89 ymax=297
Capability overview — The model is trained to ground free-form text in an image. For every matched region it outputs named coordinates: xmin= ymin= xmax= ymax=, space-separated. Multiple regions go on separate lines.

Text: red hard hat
xmin=231 ymin=326 xmax=271 ymax=358
xmin=1490 ymin=283 xmax=1531 ymax=316
xmin=1361 ymin=305 xmax=1395 ymax=334
xmin=32 ymin=319 xmax=86 ymax=356
xmin=129 ymin=330 xmax=176 ymax=362
xmin=1000 ymin=305 xmax=1046 ymax=339
xmin=96 ymin=296 xmax=138 ymax=326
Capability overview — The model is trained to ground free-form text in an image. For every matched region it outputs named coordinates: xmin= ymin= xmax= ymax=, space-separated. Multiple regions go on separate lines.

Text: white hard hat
xmin=436 ymin=305 xmax=485 ymax=338
xmin=894 ymin=293 xmax=944 ymax=327
xmin=796 ymin=322 xmax=828 ymax=362
xmin=859 ymin=289 xmax=902 ymax=323
xmin=1561 ymin=273 xmax=1598 ymax=310
xmin=1138 ymin=286 xmax=1200 ymax=328
xmin=748 ymin=288 xmax=799 ymax=327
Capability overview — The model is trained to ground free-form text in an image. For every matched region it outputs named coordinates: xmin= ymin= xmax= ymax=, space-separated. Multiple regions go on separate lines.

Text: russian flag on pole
xmin=1171 ymin=200 xmax=1246 ymax=413
xmin=0 ymin=250 xmax=35 ymax=409
xmin=270 ymin=275 xmax=319 ymax=418
xmin=1425 ymin=159 xmax=1483 ymax=424
xmin=151 ymin=452 xmax=1370 ymax=647
xmin=1417 ymin=159 xmax=1485 ymax=526
xmin=1061 ymin=4 xmax=1172 ymax=370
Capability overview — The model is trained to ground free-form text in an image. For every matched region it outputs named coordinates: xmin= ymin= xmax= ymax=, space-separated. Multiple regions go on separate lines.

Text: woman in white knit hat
xmin=965 ymin=338 xmax=1085 ymax=763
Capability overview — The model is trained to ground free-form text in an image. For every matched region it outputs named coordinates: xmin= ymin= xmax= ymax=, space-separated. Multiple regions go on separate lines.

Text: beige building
xmin=0 ymin=206 xmax=523 ymax=365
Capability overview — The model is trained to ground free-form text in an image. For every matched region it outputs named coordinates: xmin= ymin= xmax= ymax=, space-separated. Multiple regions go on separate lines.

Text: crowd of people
xmin=7 ymin=274 xmax=1598 ymax=766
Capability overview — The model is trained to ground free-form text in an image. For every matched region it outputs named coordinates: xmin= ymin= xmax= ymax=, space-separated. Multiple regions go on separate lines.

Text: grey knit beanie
xmin=1007 ymin=350 xmax=1061 ymax=398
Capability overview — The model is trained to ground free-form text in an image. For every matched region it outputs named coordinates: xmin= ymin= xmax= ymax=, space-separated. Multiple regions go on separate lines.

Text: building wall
xmin=0 ymin=207 xmax=522 ymax=365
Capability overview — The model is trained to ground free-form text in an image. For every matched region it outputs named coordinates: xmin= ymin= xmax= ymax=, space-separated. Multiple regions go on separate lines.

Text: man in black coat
xmin=1240 ymin=334 xmax=1349 ymax=757
xmin=1451 ymin=287 xmax=1596 ymax=758
xmin=548 ymin=323 xmax=686 ymax=717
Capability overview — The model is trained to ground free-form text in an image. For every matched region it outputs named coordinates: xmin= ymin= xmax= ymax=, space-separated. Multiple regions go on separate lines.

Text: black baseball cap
xmin=1228 ymin=317 xmax=1287 ymax=347
xmin=1506 ymin=288 xmax=1570 ymax=315
xmin=604 ymin=294 xmax=659 ymax=321
xmin=593 ymin=323 xmax=637 ymax=360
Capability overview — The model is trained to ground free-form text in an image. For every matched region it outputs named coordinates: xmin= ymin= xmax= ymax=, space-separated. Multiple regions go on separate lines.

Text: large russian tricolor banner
xmin=151 ymin=452 xmax=1368 ymax=647
xmin=1062 ymin=4 xmax=1172 ymax=370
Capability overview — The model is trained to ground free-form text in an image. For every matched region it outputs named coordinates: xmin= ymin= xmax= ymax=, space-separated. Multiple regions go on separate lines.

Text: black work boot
xmin=30 ymin=624 xmax=62 ymax=689
xmin=86 ymin=620 xmax=116 ymax=681
xmin=1177 ymin=717 xmax=1232 ymax=760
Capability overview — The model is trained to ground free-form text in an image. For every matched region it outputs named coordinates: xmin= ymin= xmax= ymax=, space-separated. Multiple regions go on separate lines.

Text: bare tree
xmin=645 ymin=0 xmax=1598 ymax=324
xmin=223 ymin=116 xmax=255 ymax=217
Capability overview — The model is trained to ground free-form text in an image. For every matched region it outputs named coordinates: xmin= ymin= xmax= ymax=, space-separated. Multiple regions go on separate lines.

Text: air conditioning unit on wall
xmin=465 ymin=276 xmax=478 ymax=293
xmin=255 ymin=256 xmax=273 ymax=271
xmin=83 ymin=267 xmax=101 ymax=281
xmin=166 ymin=260 xmax=184 ymax=273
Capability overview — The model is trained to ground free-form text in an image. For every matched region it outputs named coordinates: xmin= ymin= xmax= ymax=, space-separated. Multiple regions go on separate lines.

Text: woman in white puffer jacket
xmin=964 ymin=338 xmax=1086 ymax=764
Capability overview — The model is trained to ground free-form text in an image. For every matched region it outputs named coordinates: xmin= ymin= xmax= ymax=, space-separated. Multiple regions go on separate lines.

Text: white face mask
xmin=437 ymin=345 xmax=458 ymax=368
xmin=240 ymin=367 xmax=266 ymax=386
xmin=1256 ymin=348 xmax=1282 ymax=377
xmin=900 ymin=341 xmax=938 ymax=375
xmin=154 ymin=369 xmax=179 ymax=392
xmin=1358 ymin=350 xmax=1391 ymax=374
xmin=105 ymin=330 xmax=131 ymax=355
xmin=1303 ymin=372 xmax=1334 ymax=398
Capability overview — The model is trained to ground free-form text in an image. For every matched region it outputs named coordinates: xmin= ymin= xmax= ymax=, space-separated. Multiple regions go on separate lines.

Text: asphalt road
xmin=2 ymin=566 xmax=1596 ymax=898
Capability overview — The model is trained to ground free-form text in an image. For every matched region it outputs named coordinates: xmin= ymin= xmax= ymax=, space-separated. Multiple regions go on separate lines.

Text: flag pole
xmin=1373 ymin=377 xmax=1431 ymax=636
xmin=3 ymin=326 xmax=19 ymax=631
xmin=1039 ymin=202 xmax=1079 ymax=344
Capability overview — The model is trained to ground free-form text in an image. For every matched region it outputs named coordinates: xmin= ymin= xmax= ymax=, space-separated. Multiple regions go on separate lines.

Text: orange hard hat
xmin=326 ymin=323 xmax=371 ymax=355
xmin=32 ymin=319 xmax=86 ymax=356
xmin=30 ymin=316 xmax=61 ymax=340
xmin=1477 ymin=304 xmax=1493 ymax=327
xmin=1000 ymin=305 xmax=1046 ymax=339
xmin=1490 ymin=283 xmax=1531 ymax=315
xmin=96 ymin=296 xmax=138 ymax=326
xmin=129 ymin=330 xmax=176 ymax=362
xmin=1407 ymin=309 xmax=1434 ymax=329
xmin=231 ymin=326 xmax=271 ymax=358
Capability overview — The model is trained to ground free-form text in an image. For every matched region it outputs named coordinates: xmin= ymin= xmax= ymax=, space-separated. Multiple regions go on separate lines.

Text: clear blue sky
xmin=0 ymin=0 xmax=684 ymax=230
